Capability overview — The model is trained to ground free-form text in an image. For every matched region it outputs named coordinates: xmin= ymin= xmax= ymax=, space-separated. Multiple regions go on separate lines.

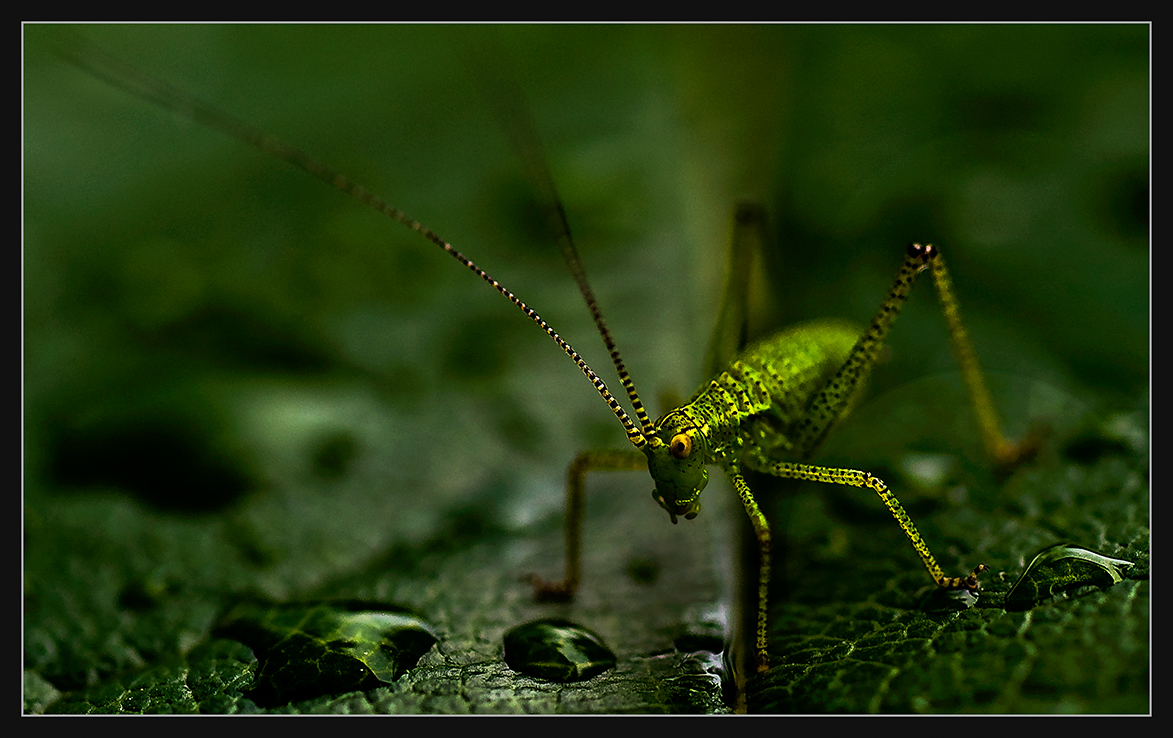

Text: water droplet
xmin=1005 ymin=542 xmax=1134 ymax=610
xmin=503 ymin=619 xmax=616 ymax=682
xmin=216 ymin=600 xmax=437 ymax=706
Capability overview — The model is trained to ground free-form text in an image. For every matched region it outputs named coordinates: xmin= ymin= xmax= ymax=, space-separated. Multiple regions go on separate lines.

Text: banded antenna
xmin=56 ymin=36 xmax=655 ymax=450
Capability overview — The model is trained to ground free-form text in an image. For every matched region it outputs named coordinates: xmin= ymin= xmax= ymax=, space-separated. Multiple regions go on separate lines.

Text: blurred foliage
xmin=24 ymin=23 xmax=1147 ymax=713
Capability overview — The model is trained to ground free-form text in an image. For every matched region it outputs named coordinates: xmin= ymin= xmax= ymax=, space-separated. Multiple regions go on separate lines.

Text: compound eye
xmin=670 ymin=433 xmax=692 ymax=459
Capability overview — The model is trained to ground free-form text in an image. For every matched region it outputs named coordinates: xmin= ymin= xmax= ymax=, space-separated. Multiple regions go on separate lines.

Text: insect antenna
xmin=487 ymin=74 xmax=657 ymax=443
xmin=557 ymin=210 xmax=656 ymax=441
xmin=55 ymin=36 xmax=650 ymax=449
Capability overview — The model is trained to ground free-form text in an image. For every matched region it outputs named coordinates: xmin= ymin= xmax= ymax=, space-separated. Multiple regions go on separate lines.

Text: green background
xmin=24 ymin=24 xmax=1148 ymax=713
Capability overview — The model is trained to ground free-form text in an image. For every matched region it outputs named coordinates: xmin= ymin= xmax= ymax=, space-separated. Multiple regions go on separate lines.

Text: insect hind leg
xmin=924 ymin=249 xmax=1042 ymax=472
xmin=790 ymin=243 xmax=935 ymax=457
xmin=703 ymin=202 xmax=773 ymax=380
xmin=751 ymin=243 xmax=1036 ymax=594
xmin=794 ymin=243 xmax=1036 ymax=473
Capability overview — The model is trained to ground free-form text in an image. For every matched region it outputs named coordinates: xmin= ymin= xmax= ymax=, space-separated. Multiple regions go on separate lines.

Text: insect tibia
xmin=918 ymin=243 xmax=1041 ymax=474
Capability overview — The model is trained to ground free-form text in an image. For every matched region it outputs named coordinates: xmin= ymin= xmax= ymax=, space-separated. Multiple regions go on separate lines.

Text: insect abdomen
xmin=739 ymin=319 xmax=860 ymax=418
xmin=692 ymin=318 xmax=861 ymax=459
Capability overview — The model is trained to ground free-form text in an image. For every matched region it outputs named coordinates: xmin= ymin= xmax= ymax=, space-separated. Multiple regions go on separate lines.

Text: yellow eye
xmin=670 ymin=433 xmax=692 ymax=459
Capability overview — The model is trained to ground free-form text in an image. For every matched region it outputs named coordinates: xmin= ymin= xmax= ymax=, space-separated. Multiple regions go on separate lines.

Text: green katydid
xmin=55 ymin=36 xmax=1034 ymax=676
xmin=528 ymin=212 xmax=1033 ymax=673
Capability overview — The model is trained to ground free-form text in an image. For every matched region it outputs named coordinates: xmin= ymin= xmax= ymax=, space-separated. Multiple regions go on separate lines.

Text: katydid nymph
xmin=56 ymin=37 xmax=1034 ymax=676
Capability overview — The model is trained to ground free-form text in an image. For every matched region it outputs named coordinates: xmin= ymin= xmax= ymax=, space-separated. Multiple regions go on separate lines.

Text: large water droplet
xmin=1005 ymin=542 xmax=1134 ymax=610
xmin=503 ymin=619 xmax=616 ymax=683
xmin=216 ymin=600 xmax=437 ymax=706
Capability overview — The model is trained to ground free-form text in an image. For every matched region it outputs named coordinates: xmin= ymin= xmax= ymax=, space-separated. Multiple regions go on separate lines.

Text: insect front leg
xmin=724 ymin=464 xmax=772 ymax=674
xmin=530 ymin=448 xmax=647 ymax=601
